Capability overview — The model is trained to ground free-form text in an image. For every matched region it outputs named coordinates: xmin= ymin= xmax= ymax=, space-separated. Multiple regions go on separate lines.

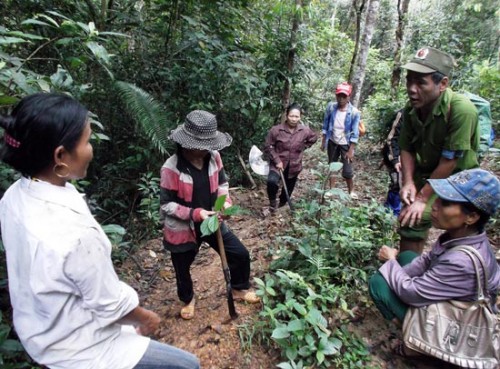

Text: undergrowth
xmin=247 ymin=193 xmax=398 ymax=369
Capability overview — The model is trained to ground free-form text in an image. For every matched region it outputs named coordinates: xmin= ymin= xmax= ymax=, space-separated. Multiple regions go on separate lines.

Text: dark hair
xmin=0 ymin=93 xmax=88 ymax=177
xmin=286 ymin=103 xmax=302 ymax=115
xmin=430 ymin=71 xmax=446 ymax=84
xmin=460 ymin=202 xmax=490 ymax=233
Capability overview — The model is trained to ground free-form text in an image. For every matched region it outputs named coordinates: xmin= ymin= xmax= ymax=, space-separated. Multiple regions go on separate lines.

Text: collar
xmin=20 ymin=176 xmax=91 ymax=215
xmin=433 ymin=231 xmax=487 ymax=256
xmin=334 ymin=102 xmax=352 ymax=113
xmin=280 ymin=122 xmax=304 ymax=133
xmin=431 ymin=87 xmax=452 ymax=120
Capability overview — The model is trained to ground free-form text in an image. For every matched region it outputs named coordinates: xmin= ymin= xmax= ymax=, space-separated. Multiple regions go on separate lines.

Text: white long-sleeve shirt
xmin=0 ymin=177 xmax=149 ymax=369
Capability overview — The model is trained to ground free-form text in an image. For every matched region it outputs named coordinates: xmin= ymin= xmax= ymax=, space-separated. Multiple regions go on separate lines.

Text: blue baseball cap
xmin=428 ymin=169 xmax=500 ymax=215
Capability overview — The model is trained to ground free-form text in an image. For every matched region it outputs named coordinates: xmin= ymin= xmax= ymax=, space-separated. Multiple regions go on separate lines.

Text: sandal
xmin=180 ymin=297 xmax=195 ymax=320
xmin=233 ymin=290 xmax=260 ymax=304
xmin=262 ymin=206 xmax=276 ymax=217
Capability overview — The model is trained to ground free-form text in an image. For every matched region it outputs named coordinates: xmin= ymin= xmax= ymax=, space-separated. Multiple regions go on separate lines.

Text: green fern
xmin=115 ymin=81 xmax=174 ymax=155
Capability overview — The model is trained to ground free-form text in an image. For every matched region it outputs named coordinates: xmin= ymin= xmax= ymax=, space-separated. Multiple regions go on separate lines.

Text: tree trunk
xmin=390 ymin=0 xmax=411 ymax=96
xmin=326 ymin=2 xmax=339 ymax=62
xmin=281 ymin=0 xmax=302 ymax=122
xmin=350 ymin=0 xmax=380 ymax=107
xmin=100 ymin=0 xmax=107 ymax=29
xmin=347 ymin=0 xmax=366 ymax=83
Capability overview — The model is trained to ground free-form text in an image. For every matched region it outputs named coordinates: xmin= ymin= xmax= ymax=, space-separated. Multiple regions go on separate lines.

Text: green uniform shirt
xmin=399 ymin=88 xmax=479 ymax=188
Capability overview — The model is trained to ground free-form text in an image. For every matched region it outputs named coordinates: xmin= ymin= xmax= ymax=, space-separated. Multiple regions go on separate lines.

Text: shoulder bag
xmin=402 ymin=245 xmax=500 ymax=368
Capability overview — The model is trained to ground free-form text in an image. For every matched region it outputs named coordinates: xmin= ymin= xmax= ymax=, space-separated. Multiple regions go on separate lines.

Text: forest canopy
xmin=0 ymin=0 xmax=498 ymax=367
xmin=0 ymin=0 xmax=498 ymax=243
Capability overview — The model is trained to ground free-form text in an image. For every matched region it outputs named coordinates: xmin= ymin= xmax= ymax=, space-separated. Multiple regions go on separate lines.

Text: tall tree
xmin=390 ymin=0 xmax=411 ymax=96
xmin=281 ymin=0 xmax=303 ymax=119
xmin=347 ymin=0 xmax=367 ymax=82
xmin=350 ymin=0 xmax=380 ymax=107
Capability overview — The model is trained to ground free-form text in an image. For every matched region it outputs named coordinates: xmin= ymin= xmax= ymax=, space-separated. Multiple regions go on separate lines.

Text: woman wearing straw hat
xmin=160 ymin=110 xmax=260 ymax=320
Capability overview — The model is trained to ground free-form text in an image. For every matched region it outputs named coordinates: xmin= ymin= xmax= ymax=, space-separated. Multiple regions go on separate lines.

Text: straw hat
xmin=169 ymin=110 xmax=232 ymax=150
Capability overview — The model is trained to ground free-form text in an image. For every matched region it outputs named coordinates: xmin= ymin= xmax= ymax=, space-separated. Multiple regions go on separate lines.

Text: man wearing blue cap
xmin=397 ymin=47 xmax=480 ymax=254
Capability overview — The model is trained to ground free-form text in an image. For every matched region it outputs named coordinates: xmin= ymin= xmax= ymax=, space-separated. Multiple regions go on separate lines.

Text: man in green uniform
xmin=398 ymin=47 xmax=479 ymax=254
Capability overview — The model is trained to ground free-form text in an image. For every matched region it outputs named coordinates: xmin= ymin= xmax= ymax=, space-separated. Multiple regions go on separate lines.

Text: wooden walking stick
xmin=216 ymin=226 xmax=238 ymax=319
xmin=279 ymin=168 xmax=294 ymax=212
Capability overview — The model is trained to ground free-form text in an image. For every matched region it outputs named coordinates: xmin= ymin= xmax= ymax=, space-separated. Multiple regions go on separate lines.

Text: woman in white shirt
xmin=0 ymin=93 xmax=199 ymax=369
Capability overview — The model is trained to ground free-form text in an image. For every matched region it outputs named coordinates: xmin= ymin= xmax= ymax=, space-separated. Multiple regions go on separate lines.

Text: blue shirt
xmin=321 ymin=101 xmax=361 ymax=148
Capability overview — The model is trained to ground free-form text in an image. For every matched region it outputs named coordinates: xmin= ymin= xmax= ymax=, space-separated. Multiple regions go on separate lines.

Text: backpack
xmin=448 ymin=92 xmax=493 ymax=159
xmin=358 ymin=120 xmax=366 ymax=137
xmin=382 ymin=110 xmax=403 ymax=168
xmin=463 ymin=92 xmax=493 ymax=158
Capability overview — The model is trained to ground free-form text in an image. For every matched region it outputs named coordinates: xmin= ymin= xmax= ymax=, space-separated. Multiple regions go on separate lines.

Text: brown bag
xmin=402 ymin=246 xmax=500 ymax=369
xmin=358 ymin=120 xmax=366 ymax=137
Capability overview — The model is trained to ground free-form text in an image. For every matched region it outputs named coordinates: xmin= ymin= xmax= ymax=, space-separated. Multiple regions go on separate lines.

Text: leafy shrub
xmin=361 ymin=91 xmax=407 ymax=144
xmin=136 ymin=172 xmax=162 ymax=239
xmin=254 ymin=196 xmax=398 ymax=368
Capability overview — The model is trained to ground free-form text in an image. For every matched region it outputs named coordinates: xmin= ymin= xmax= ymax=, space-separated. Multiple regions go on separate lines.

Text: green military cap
xmin=402 ymin=47 xmax=455 ymax=76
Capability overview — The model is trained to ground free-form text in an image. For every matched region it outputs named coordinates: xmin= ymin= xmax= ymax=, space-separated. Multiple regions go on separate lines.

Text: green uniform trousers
xmin=368 ymin=251 xmax=419 ymax=322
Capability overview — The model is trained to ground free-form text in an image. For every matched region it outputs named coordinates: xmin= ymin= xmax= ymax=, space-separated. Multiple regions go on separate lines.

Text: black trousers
xmin=327 ymin=140 xmax=354 ymax=179
xmin=170 ymin=227 xmax=251 ymax=304
xmin=266 ymin=166 xmax=298 ymax=206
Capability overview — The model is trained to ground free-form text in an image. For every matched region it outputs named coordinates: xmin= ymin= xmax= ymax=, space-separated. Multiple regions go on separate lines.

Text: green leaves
xmin=271 ymin=326 xmax=290 ymax=340
xmin=0 ymin=311 xmax=28 ymax=366
xmin=252 ymin=196 xmax=396 ymax=368
xmin=287 ymin=319 xmax=304 ymax=332
xmin=213 ymin=194 xmax=227 ymax=212
xmin=329 ymin=162 xmax=343 ymax=172
xmin=86 ymin=41 xmax=110 ymax=65
xmin=199 ymin=195 xmax=248 ymax=237
xmin=200 ymin=215 xmax=219 ymax=237
xmin=115 ymin=81 xmax=172 ymax=156
xmin=0 ymin=37 xmax=28 ymax=45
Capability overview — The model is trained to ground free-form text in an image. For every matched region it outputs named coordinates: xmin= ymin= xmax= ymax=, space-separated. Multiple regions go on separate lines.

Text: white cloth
xmin=0 ymin=177 xmax=149 ymax=369
xmin=332 ymin=110 xmax=348 ymax=145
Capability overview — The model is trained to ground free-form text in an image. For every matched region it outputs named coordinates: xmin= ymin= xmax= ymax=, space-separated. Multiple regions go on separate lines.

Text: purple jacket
xmin=380 ymin=232 xmax=500 ymax=308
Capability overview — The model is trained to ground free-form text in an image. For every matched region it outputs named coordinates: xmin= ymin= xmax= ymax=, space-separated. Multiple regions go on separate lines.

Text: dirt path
xmin=118 ymin=144 xmax=499 ymax=369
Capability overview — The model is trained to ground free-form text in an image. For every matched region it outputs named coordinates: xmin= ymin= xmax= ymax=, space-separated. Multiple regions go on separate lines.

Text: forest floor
xmin=118 ymin=142 xmax=499 ymax=369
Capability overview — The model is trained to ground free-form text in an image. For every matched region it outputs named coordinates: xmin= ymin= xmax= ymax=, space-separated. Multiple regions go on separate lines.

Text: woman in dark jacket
xmin=264 ymin=103 xmax=317 ymax=212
